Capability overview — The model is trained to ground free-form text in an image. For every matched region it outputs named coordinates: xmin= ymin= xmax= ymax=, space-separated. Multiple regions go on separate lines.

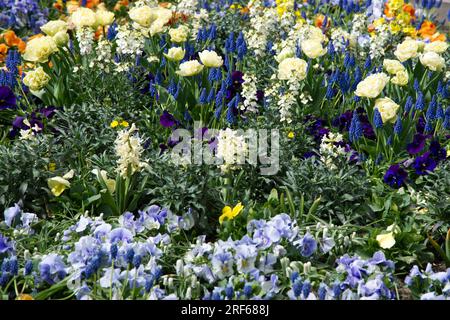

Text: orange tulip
xmin=418 ymin=20 xmax=436 ymax=37
xmin=402 ymin=4 xmax=415 ymax=18
xmin=2 ymin=30 xmax=27 ymax=53
xmin=384 ymin=3 xmax=395 ymax=18
xmin=314 ymin=14 xmax=331 ymax=29
xmin=418 ymin=20 xmax=445 ymax=41
xmin=79 ymin=0 xmax=99 ymax=9
xmin=114 ymin=0 xmax=129 ymax=11
xmin=0 ymin=43 xmax=8 ymax=63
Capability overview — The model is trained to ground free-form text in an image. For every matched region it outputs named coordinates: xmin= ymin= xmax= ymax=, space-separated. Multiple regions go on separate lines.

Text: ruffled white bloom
xmin=355 ymin=73 xmax=389 ymax=98
xmin=198 ymin=50 xmax=223 ymax=67
xmin=40 ymin=20 xmax=68 ymax=36
xmin=176 ymin=60 xmax=204 ymax=76
xmin=420 ymin=52 xmax=446 ymax=72
xmin=70 ymin=7 xmax=97 ymax=28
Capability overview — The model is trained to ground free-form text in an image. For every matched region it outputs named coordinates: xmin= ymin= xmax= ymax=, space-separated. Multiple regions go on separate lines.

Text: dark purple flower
xmin=39 ymin=106 xmax=57 ymax=118
xmin=332 ymin=110 xmax=353 ymax=131
xmin=429 ymin=140 xmax=447 ymax=162
xmin=302 ymin=151 xmax=318 ymax=159
xmin=416 ymin=115 xmax=426 ymax=134
xmin=160 ymin=111 xmax=177 ymax=128
xmin=413 ymin=152 xmax=437 ymax=175
xmin=0 ymin=86 xmax=16 ymax=110
xmin=256 ymin=90 xmax=264 ymax=103
xmin=406 ymin=133 xmax=427 ymax=155
xmin=384 ymin=164 xmax=408 ymax=188
xmin=226 ymin=71 xmax=245 ymax=100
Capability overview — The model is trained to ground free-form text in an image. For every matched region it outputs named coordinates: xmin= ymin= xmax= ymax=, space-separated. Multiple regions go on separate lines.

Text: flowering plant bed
xmin=0 ymin=0 xmax=449 ymax=300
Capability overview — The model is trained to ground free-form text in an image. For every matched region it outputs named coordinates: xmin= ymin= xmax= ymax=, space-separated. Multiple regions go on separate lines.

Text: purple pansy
xmin=413 ymin=152 xmax=437 ymax=175
xmin=0 ymin=86 xmax=16 ymax=110
xmin=383 ymin=164 xmax=408 ymax=188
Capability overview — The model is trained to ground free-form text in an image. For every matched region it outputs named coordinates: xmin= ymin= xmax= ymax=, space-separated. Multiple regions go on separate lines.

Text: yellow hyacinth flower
xmin=219 ymin=202 xmax=244 ymax=224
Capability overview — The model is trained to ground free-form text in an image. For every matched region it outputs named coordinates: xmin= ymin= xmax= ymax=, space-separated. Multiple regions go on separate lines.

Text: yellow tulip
xmin=219 ymin=202 xmax=244 ymax=224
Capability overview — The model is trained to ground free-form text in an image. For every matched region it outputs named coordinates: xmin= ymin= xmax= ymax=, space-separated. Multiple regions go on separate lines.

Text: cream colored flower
xmin=70 ymin=7 xmax=97 ymax=28
xmin=149 ymin=19 xmax=166 ymax=36
xmin=424 ymin=41 xmax=449 ymax=54
xmin=95 ymin=10 xmax=115 ymax=26
xmin=376 ymin=232 xmax=396 ymax=249
xmin=354 ymin=73 xmax=389 ymax=98
xmin=128 ymin=5 xmax=155 ymax=27
xmin=169 ymin=25 xmax=189 ymax=43
xmin=383 ymin=59 xmax=405 ymax=75
xmin=374 ymin=97 xmax=400 ymax=123
xmin=47 ymin=170 xmax=74 ymax=197
xmin=176 ymin=60 xmax=204 ymax=76
xmin=277 ymin=57 xmax=308 ymax=81
xmin=92 ymin=169 xmax=115 ymax=194
xmin=40 ymin=20 xmax=68 ymax=36
xmin=301 ymin=39 xmax=327 ymax=59
xmin=164 ymin=47 xmax=185 ymax=61
xmin=275 ymin=47 xmax=294 ymax=63
xmin=420 ymin=52 xmax=445 ymax=72
xmin=198 ymin=50 xmax=223 ymax=67
xmin=53 ymin=31 xmax=69 ymax=47
xmin=394 ymin=39 xmax=419 ymax=62
xmin=23 ymin=36 xmax=58 ymax=63
xmin=390 ymin=70 xmax=408 ymax=86
xmin=23 ymin=67 xmax=51 ymax=91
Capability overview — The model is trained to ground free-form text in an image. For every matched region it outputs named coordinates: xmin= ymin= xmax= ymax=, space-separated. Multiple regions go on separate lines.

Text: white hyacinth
xmin=114 ymin=123 xmax=148 ymax=177
xmin=216 ymin=128 xmax=248 ymax=172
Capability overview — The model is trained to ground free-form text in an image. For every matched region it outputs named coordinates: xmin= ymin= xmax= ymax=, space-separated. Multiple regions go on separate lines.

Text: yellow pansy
xmin=288 ymin=131 xmax=295 ymax=139
xmin=219 ymin=202 xmax=244 ymax=224
xmin=390 ymin=22 xmax=402 ymax=34
xmin=47 ymin=169 xmax=74 ymax=197
xmin=120 ymin=120 xmax=129 ymax=127
xmin=373 ymin=18 xmax=385 ymax=28
xmin=16 ymin=294 xmax=34 ymax=300
xmin=48 ymin=162 xmax=56 ymax=172
xmin=110 ymin=120 xmax=119 ymax=128
xmin=376 ymin=232 xmax=396 ymax=249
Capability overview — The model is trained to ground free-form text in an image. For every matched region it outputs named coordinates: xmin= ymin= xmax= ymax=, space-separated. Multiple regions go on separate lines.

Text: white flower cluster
xmin=241 ymin=73 xmax=259 ymax=113
xmin=244 ymin=1 xmax=278 ymax=57
xmin=369 ymin=24 xmax=390 ymax=59
xmin=216 ymin=128 xmax=248 ymax=173
xmin=89 ymin=39 xmax=113 ymax=72
xmin=330 ymin=28 xmax=351 ymax=53
xmin=114 ymin=123 xmax=148 ymax=177
xmin=76 ymin=27 xmax=94 ymax=55
xmin=116 ymin=24 xmax=145 ymax=57
xmin=175 ymin=0 xmax=199 ymax=15
xmin=319 ymin=132 xmax=347 ymax=170
xmin=190 ymin=8 xmax=209 ymax=41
